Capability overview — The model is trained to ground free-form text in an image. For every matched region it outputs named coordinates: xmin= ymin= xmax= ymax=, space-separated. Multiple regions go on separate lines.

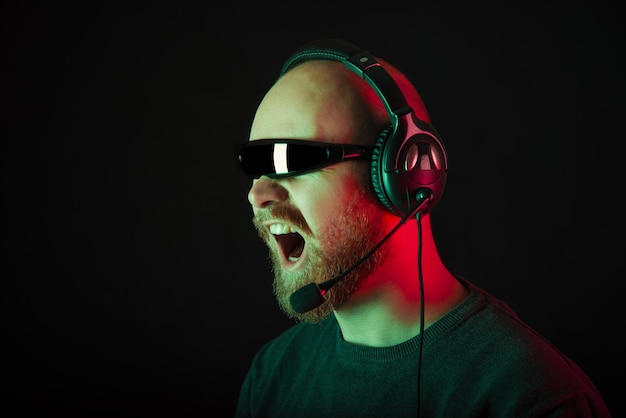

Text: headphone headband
xmin=281 ymin=39 xmax=411 ymax=121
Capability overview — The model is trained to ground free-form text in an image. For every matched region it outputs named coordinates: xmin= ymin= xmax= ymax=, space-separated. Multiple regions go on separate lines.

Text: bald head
xmin=250 ymin=60 xmax=388 ymax=147
xmin=250 ymin=59 xmax=430 ymax=149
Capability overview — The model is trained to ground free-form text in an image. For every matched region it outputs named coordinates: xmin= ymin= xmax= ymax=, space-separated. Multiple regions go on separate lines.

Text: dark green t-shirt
xmin=236 ymin=280 xmax=611 ymax=417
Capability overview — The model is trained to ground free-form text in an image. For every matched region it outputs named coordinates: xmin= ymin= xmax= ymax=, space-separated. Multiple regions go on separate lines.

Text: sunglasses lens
xmin=238 ymin=145 xmax=271 ymax=178
xmin=238 ymin=142 xmax=329 ymax=178
xmin=286 ymin=143 xmax=328 ymax=172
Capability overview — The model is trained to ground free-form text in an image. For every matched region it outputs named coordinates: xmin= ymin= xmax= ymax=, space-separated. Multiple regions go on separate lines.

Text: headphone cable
xmin=416 ymin=210 xmax=425 ymax=418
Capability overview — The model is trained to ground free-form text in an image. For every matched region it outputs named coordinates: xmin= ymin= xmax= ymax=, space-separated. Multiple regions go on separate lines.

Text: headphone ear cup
xmin=370 ymin=125 xmax=398 ymax=216
xmin=371 ymin=125 xmax=448 ymax=218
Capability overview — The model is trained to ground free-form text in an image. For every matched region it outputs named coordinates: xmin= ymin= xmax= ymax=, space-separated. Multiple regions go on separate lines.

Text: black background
xmin=1 ymin=3 xmax=623 ymax=417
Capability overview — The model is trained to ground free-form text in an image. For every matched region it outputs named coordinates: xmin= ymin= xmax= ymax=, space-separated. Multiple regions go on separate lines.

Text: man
xmin=235 ymin=39 xmax=611 ymax=417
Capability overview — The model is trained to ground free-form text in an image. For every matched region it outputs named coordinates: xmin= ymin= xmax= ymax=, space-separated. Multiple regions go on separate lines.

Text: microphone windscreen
xmin=290 ymin=283 xmax=324 ymax=313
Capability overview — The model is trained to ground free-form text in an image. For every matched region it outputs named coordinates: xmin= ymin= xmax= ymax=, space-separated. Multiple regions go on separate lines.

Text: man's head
xmin=247 ymin=60 xmax=390 ymax=323
xmin=242 ymin=41 xmax=445 ymax=323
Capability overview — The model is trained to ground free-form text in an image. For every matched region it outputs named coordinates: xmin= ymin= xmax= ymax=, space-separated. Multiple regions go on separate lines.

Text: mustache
xmin=252 ymin=204 xmax=312 ymax=236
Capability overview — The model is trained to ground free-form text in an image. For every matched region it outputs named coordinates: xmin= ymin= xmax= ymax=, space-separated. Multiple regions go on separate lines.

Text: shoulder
xmin=453 ymin=279 xmax=604 ymax=393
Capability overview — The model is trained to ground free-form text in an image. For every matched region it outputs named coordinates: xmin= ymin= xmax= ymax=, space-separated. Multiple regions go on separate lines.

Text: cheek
xmin=299 ymin=187 xmax=341 ymax=232
xmin=299 ymin=173 xmax=367 ymax=232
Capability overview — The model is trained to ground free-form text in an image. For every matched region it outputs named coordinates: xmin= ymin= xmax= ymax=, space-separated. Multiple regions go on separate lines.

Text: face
xmin=246 ymin=62 xmax=389 ymax=323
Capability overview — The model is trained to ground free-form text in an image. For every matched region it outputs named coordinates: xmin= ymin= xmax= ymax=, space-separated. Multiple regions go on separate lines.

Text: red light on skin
xmin=341 ymin=211 xmax=461 ymax=327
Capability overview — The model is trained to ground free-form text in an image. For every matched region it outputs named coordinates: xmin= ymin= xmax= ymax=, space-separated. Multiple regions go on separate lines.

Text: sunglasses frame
xmin=237 ymin=139 xmax=374 ymax=179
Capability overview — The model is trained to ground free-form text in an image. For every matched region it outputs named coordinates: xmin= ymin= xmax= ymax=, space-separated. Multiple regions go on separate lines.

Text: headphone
xmin=280 ymin=38 xmax=448 ymax=218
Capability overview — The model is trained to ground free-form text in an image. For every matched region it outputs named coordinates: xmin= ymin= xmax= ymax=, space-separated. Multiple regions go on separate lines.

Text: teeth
xmin=269 ymin=223 xmax=295 ymax=235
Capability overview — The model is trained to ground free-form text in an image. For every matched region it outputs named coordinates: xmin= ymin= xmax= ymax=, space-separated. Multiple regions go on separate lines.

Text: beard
xmin=254 ymin=188 xmax=387 ymax=324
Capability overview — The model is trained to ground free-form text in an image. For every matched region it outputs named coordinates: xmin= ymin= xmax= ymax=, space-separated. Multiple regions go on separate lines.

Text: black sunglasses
xmin=237 ymin=139 xmax=373 ymax=179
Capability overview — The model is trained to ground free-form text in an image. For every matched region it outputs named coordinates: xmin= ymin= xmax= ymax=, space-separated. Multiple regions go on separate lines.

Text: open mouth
xmin=269 ymin=223 xmax=305 ymax=264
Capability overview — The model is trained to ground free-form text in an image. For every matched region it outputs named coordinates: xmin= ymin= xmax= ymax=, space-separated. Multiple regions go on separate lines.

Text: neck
xmin=333 ymin=214 xmax=468 ymax=347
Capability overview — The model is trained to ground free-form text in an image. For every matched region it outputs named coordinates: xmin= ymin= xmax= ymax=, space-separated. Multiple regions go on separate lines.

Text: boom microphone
xmin=289 ymin=189 xmax=433 ymax=313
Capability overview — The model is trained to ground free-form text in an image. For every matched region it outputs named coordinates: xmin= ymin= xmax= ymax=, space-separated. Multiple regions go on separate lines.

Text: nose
xmin=248 ymin=176 xmax=289 ymax=209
